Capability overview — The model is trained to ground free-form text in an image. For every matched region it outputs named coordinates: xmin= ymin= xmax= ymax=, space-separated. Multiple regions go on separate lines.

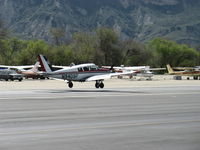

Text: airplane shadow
xmin=49 ymin=89 xmax=146 ymax=94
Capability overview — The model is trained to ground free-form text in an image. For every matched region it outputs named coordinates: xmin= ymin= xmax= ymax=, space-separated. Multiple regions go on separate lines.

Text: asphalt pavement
xmin=0 ymin=79 xmax=200 ymax=150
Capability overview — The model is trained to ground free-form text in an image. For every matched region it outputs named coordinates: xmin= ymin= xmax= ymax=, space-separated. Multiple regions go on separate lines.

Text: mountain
xmin=0 ymin=0 xmax=200 ymax=46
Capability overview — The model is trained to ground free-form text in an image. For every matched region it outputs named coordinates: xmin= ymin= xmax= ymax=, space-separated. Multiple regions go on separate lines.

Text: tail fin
xmin=166 ymin=64 xmax=174 ymax=74
xmin=30 ymin=61 xmax=39 ymax=72
xmin=38 ymin=54 xmax=52 ymax=73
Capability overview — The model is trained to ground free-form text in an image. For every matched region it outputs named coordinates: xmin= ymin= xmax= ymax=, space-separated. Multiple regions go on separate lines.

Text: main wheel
xmin=95 ymin=82 xmax=100 ymax=88
xmin=68 ymin=82 xmax=73 ymax=88
xmin=99 ymin=82 xmax=104 ymax=89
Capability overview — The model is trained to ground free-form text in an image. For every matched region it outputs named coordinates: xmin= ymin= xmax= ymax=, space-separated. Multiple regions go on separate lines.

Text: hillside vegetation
xmin=0 ymin=23 xmax=199 ymax=67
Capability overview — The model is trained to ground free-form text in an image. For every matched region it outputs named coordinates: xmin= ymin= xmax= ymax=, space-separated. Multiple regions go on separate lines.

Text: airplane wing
xmin=149 ymin=68 xmax=166 ymax=71
xmin=86 ymin=72 xmax=135 ymax=82
xmin=173 ymin=67 xmax=194 ymax=71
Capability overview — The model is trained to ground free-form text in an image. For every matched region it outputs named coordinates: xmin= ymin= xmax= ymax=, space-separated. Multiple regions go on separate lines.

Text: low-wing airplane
xmin=166 ymin=64 xmax=200 ymax=80
xmin=16 ymin=62 xmax=39 ymax=77
xmin=0 ymin=64 xmax=33 ymax=81
xmin=0 ymin=62 xmax=70 ymax=80
xmin=0 ymin=69 xmax=23 ymax=81
xmin=115 ymin=65 xmax=153 ymax=79
xmin=38 ymin=54 xmax=134 ymax=88
xmin=102 ymin=65 xmax=163 ymax=80
xmin=16 ymin=62 xmax=47 ymax=79
xmin=0 ymin=64 xmax=34 ymax=71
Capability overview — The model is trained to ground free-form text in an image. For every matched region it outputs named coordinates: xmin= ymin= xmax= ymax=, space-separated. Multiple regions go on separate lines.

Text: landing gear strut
xmin=68 ymin=81 xmax=73 ymax=88
xmin=193 ymin=76 xmax=198 ymax=80
xmin=95 ymin=81 xmax=104 ymax=89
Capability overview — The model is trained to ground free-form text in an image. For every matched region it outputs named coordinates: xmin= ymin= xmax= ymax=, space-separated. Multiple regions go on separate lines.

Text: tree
xmin=120 ymin=39 xmax=151 ymax=66
xmin=71 ymin=32 xmax=97 ymax=64
xmin=148 ymin=38 xmax=199 ymax=67
xmin=16 ymin=40 xmax=50 ymax=65
xmin=50 ymin=45 xmax=74 ymax=66
xmin=96 ymin=27 xmax=122 ymax=65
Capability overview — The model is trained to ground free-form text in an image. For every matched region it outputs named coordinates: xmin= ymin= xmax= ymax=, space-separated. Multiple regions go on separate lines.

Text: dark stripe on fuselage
xmin=58 ymin=70 xmax=111 ymax=75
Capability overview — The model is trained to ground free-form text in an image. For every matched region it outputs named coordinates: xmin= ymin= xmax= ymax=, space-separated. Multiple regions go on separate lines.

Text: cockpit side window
xmin=83 ymin=67 xmax=89 ymax=71
xmin=78 ymin=68 xmax=83 ymax=72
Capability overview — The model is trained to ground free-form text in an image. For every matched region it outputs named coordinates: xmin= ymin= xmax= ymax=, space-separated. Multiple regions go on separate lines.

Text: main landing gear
xmin=67 ymin=81 xmax=104 ymax=89
xmin=95 ymin=81 xmax=104 ymax=89
xmin=67 ymin=81 xmax=73 ymax=88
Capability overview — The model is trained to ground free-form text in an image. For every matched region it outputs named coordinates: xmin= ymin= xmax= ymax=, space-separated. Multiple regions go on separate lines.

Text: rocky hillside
xmin=0 ymin=0 xmax=200 ymax=46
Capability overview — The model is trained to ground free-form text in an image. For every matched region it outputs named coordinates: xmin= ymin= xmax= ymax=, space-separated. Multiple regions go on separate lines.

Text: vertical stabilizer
xmin=30 ymin=61 xmax=39 ymax=73
xmin=166 ymin=64 xmax=174 ymax=74
xmin=38 ymin=54 xmax=52 ymax=73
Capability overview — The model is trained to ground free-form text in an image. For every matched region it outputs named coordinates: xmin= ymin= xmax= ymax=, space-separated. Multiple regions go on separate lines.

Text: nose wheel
xmin=68 ymin=81 xmax=73 ymax=88
xmin=95 ymin=81 xmax=104 ymax=88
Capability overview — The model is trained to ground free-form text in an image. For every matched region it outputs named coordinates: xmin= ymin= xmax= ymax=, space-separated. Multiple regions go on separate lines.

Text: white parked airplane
xmin=0 ymin=62 xmax=70 ymax=79
xmin=16 ymin=62 xmax=39 ymax=74
xmin=0 ymin=64 xmax=34 ymax=70
xmin=16 ymin=62 xmax=48 ymax=79
xmin=103 ymin=65 xmax=154 ymax=79
xmin=38 ymin=54 xmax=134 ymax=88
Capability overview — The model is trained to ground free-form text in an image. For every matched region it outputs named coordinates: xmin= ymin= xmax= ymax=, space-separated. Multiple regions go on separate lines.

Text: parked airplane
xmin=0 ymin=62 xmax=70 ymax=80
xmin=0 ymin=65 xmax=34 ymax=71
xmin=115 ymin=65 xmax=153 ymax=79
xmin=16 ymin=62 xmax=47 ymax=79
xmin=38 ymin=54 xmax=134 ymax=88
xmin=103 ymin=65 xmax=160 ymax=80
xmin=0 ymin=69 xmax=23 ymax=81
xmin=0 ymin=64 xmax=32 ymax=81
xmin=166 ymin=64 xmax=200 ymax=80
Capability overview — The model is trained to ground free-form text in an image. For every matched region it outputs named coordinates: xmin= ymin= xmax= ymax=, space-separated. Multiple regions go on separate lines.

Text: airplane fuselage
xmin=170 ymin=71 xmax=200 ymax=76
xmin=49 ymin=66 xmax=111 ymax=82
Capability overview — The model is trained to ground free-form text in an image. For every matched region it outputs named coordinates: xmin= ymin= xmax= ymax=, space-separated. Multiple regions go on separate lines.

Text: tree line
xmin=0 ymin=20 xmax=199 ymax=67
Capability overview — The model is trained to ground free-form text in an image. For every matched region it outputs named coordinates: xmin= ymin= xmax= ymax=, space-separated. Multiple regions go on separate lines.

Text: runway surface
xmin=0 ymin=79 xmax=200 ymax=150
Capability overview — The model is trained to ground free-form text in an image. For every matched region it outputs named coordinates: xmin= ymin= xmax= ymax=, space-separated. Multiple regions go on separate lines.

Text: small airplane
xmin=103 ymin=65 xmax=158 ymax=80
xmin=0 ymin=69 xmax=23 ymax=81
xmin=16 ymin=62 xmax=47 ymax=79
xmin=117 ymin=65 xmax=153 ymax=79
xmin=166 ymin=64 xmax=200 ymax=80
xmin=0 ymin=64 xmax=35 ymax=71
xmin=0 ymin=64 xmax=34 ymax=81
xmin=38 ymin=54 xmax=134 ymax=88
xmin=0 ymin=62 xmax=70 ymax=80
